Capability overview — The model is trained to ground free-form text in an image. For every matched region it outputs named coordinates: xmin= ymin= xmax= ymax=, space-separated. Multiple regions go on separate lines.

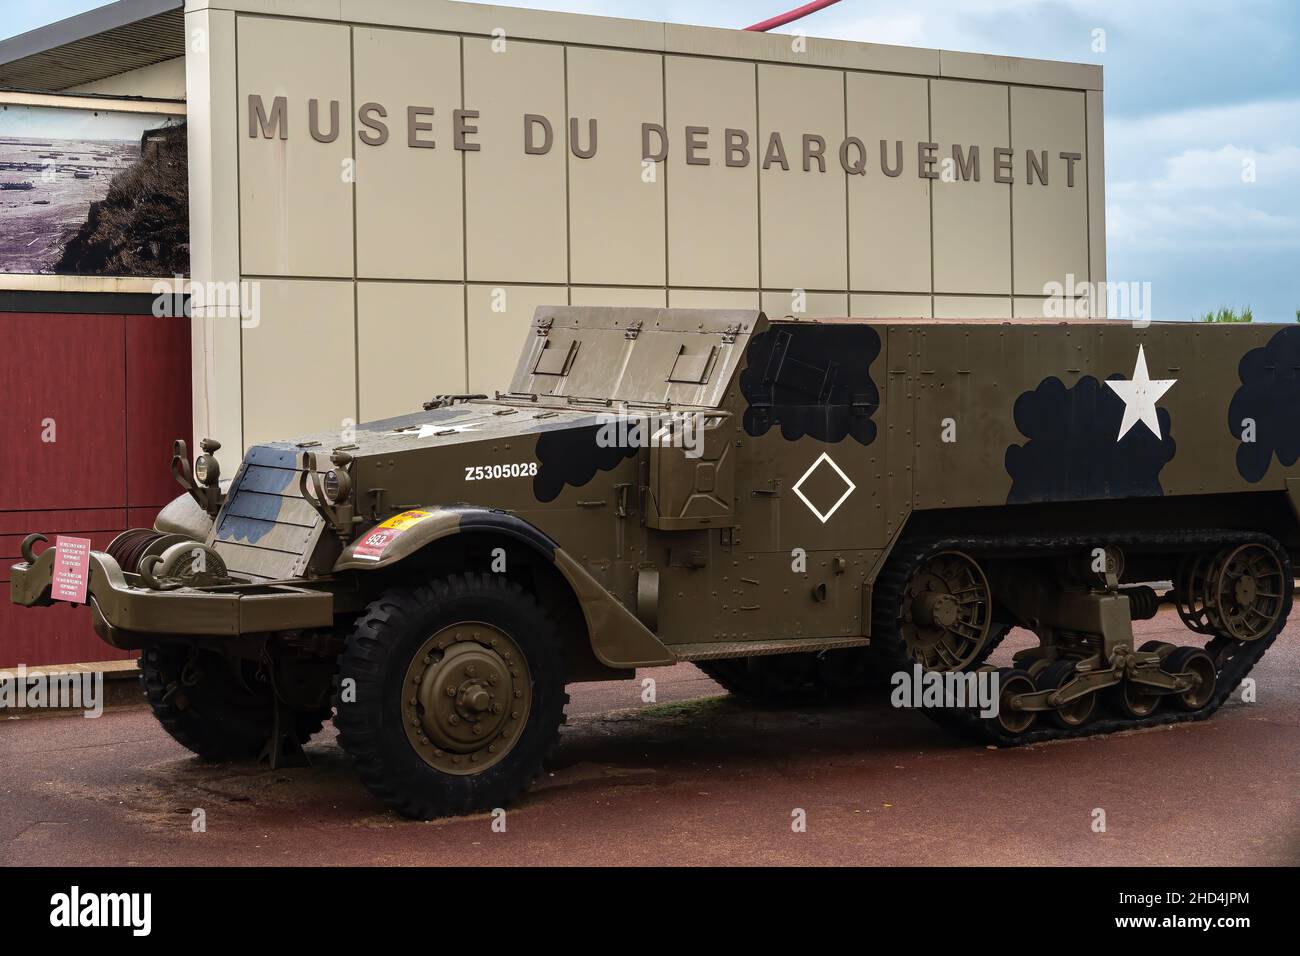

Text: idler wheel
xmin=1209 ymin=543 xmax=1286 ymax=642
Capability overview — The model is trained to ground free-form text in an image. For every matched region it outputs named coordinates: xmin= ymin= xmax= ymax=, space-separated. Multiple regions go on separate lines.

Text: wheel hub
xmin=403 ymin=624 xmax=531 ymax=774
xmin=1232 ymin=573 xmax=1257 ymax=606
xmin=912 ymin=591 xmax=960 ymax=629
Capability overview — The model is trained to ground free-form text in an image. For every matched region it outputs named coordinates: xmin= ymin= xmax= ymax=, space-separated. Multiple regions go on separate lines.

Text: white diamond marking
xmin=792 ymin=452 xmax=856 ymax=524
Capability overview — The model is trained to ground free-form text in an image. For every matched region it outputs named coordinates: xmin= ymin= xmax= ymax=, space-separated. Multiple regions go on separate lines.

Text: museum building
xmin=0 ymin=0 xmax=1105 ymax=666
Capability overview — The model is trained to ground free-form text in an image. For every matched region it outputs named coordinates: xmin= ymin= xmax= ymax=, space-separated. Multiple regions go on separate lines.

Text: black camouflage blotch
xmin=533 ymin=423 xmax=637 ymax=503
xmin=1005 ymin=375 xmax=1176 ymax=503
xmin=739 ymin=325 xmax=880 ymax=445
xmin=1227 ymin=326 xmax=1300 ymax=483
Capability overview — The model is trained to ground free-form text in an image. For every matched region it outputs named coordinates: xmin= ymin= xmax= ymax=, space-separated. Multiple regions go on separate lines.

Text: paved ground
xmin=2 ymin=608 xmax=1298 ymax=866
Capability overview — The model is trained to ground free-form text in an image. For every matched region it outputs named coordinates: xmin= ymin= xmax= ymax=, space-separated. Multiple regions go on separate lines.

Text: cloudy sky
xmin=6 ymin=0 xmax=1297 ymax=321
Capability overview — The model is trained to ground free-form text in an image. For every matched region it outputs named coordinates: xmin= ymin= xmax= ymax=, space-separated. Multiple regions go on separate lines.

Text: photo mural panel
xmin=0 ymin=101 xmax=187 ymax=277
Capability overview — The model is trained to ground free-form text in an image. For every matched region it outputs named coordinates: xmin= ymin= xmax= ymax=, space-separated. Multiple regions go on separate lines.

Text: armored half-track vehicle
xmin=11 ymin=306 xmax=1299 ymax=817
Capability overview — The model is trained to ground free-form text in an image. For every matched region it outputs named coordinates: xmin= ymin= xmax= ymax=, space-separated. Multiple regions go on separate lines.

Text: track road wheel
xmin=990 ymin=667 xmax=1037 ymax=736
xmin=1108 ymin=675 xmax=1161 ymax=720
xmin=139 ymin=644 xmax=328 ymax=760
xmin=1138 ymin=640 xmax=1177 ymax=659
xmin=1161 ymin=646 xmax=1217 ymax=712
xmin=1039 ymin=660 xmax=1096 ymax=730
xmin=334 ymin=574 xmax=566 ymax=819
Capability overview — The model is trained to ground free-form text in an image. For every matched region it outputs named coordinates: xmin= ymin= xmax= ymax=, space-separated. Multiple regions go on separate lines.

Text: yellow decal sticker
xmin=376 ymin=510 xmax=434 ymax=531
xmin=353 ymin=510 xmax=436 ymax=560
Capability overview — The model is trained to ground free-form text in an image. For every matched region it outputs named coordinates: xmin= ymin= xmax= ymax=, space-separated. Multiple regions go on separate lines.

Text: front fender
xmin=334 ymin=507 xmax=674 ymax=669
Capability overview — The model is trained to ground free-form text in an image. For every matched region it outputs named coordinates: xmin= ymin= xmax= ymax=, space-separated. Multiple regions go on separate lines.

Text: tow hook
xmin=20 ymin=532 xmax=47 ymax=564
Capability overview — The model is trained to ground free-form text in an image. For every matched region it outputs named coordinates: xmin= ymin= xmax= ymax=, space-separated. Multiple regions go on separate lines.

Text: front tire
xmin=334 ymin=574 xmax=567 ymax=819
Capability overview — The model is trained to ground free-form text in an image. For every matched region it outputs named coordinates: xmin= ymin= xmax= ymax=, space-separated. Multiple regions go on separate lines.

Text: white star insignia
xmin=1105 ymin=345 xmax=1176 ymax=441
xmin=416 ymin=421 xmax=481 ymax=438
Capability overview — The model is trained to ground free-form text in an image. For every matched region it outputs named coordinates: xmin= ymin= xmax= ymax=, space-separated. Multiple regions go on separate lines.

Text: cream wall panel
xmin=1086 ymin=90 xmax=1107 ymax=297
xmin=761 ymin=290 xmax=847 ymax=319
xmin=567 ymin=48 xmax=666 ymax=286
xmin=338 ymin=0 xmax=667 ymax=51
xmin=851 ymin=293 xmax=933 ymax=319
xmin=668 ymin=289 xmax=761 ymax=310
xmin=237 ymin=17 xmax=353 ymax=277
xmin=467 ymin=284 xmax=569 ymax=393
xmin=1013 ymin=295 xmax=1093 ymax=320
xmin=1013 ymin=296 xmax=1052 ymax=320
xmin=939 ymin=49 xmax=1102 ymax=92
xmin=664 ymin=22 xmax=941 ymax=75
xmin=354 ymin=28 xmax=464 ymax=281
xmin=242 ymin=280 xmax=356 ymax=446
xmin=1012 ymin=87 xmax=1089 ymax=295
xmin=931 ymin=79 xmax=1011 ymax=295
xmin=758 ymin=64 xmax=846 ymax=290
xmin=665 ymin=56 xmax=759 ymax=288
xmin=570 ymin=286 xmax=667 ymax=307
xmin=934 ymin=295 xmax=1011 ymax=320
xmin=358 ymin=282 xmax=467 ymax=421
xmin=463 ymin=38 xmax=567 ymax=284
xmin=187 ymin=8 xmax=243 ymax=452
xmin=847 ymin=73 xmax=932 ymax=294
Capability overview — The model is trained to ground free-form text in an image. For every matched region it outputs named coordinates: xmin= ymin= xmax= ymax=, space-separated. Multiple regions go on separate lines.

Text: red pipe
xmin=745 ymin=0 xmax=842 ymax=32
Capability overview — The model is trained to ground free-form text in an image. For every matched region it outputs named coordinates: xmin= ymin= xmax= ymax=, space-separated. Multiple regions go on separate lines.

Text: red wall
xmin=0 ymin=311 xmax=191 ymax=667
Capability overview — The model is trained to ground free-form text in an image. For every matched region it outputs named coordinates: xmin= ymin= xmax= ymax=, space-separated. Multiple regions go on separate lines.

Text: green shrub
xmin=1199 ymin=306 xmax=1253 ymax=323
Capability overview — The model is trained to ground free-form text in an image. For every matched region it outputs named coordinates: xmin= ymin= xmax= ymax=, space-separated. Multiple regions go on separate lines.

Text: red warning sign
xmin=51 ymin=535 xmax=92 ymax=604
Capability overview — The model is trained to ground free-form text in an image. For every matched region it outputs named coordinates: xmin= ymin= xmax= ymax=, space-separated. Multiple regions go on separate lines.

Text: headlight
xmin=194 ymin=454 xmax=219 ymax=485
xmin=322 ymin=468 xmax=351 ymax=505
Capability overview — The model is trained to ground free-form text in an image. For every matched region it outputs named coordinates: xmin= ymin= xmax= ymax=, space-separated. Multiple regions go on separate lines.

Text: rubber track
xmin=872 ymin=529 xmax=1292 ymax=747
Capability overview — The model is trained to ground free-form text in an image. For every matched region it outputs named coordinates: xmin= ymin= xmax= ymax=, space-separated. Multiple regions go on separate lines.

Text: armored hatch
xmin=511 ymin=306 xmax=768 ymax=531
xmin=509 ymin=305 xmax=765 ymax=408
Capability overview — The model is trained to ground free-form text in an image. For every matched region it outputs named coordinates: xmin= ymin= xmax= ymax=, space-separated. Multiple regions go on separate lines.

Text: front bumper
xmin=10 ymin=542 xmax=333 ymax=641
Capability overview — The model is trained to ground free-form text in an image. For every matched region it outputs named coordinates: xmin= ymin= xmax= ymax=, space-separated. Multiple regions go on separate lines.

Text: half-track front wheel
xmin=334 ymin=574 xmax=567 ymax=819
xmin=139 ymin=644 xmax=329 ymax=760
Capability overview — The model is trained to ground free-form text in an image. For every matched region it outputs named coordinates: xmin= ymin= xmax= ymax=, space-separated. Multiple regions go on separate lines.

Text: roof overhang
xmin=0 ymin=0 xmax=183 ymax=92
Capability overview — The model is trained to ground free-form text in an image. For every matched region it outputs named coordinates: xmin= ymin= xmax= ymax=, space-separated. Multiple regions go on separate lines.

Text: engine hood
xmin=207 ymin=400 xmax=642 ymax=581
xmin=270 ymin=400 xmax=602 ymax=459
